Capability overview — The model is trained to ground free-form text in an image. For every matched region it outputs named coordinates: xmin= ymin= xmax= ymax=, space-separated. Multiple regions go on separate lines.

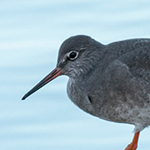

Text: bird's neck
xmin=67 ymin=77 xmax=95 ymax=114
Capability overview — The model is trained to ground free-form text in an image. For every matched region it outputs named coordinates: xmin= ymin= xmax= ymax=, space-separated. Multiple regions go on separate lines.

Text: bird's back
xmin=104 ymin=38 xmax=150 ymax=83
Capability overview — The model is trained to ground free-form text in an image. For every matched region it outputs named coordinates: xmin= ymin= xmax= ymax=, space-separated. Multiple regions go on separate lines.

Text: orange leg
xmin=125 ymin=131 xmax=140 ymax=150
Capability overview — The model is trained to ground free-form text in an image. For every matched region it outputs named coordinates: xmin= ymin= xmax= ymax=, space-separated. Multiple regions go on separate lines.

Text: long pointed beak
xmin=22 ymin=67 xmax=62 ymax=100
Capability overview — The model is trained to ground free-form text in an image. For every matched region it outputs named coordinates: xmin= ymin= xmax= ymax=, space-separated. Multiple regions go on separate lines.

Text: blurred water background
xmin=1 ymin=0 xmax=150 ymax=150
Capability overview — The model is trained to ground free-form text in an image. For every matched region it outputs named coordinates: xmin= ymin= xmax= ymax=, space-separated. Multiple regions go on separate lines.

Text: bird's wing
xmin=104 ymin=59 xmax=150 ymax=95
xmin=88 ymin=44 xmax=150 ymax=109
xmin=89 ymin=59 xmax=150 ymax=108
xmin=118 ymin=46 xmax=150 ymax=84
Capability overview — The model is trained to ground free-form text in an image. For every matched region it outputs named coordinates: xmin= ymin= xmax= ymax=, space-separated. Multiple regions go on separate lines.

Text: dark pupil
xmin=69 ymin=52 xmax=77 ymax=58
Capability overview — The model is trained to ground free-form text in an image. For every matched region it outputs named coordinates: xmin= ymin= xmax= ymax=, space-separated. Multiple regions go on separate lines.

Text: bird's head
xmin=57 ymin=35 xmax=99 ymax=78
xmin=22 ymin=35 xmax=102 ymax=100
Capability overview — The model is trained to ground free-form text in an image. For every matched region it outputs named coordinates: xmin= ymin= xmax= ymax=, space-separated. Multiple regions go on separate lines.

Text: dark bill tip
xmin=22 ymin=67 xmax=62 ymax=100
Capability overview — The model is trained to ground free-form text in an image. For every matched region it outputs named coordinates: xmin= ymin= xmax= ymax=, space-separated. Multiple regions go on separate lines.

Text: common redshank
xmin=22 ymin=35 xmax=150 ymax=150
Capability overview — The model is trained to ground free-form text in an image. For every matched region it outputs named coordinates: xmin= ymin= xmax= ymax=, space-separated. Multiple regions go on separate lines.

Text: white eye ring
xmin=67 ymin=51 xmax=79 ymax=60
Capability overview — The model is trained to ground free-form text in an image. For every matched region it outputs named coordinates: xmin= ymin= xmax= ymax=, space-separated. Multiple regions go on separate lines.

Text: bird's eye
xmin=67 ymin=51 xmax=79 ymax=60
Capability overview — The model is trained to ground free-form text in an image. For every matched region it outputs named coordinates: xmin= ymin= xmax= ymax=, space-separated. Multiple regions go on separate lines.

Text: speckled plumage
xmin=58 ymin=36 xmax=150 ymax=133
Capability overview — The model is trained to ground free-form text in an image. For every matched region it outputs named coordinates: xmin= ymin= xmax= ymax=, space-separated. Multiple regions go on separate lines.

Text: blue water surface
xmin=1 ymin=0 xmax=150 ymax=150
